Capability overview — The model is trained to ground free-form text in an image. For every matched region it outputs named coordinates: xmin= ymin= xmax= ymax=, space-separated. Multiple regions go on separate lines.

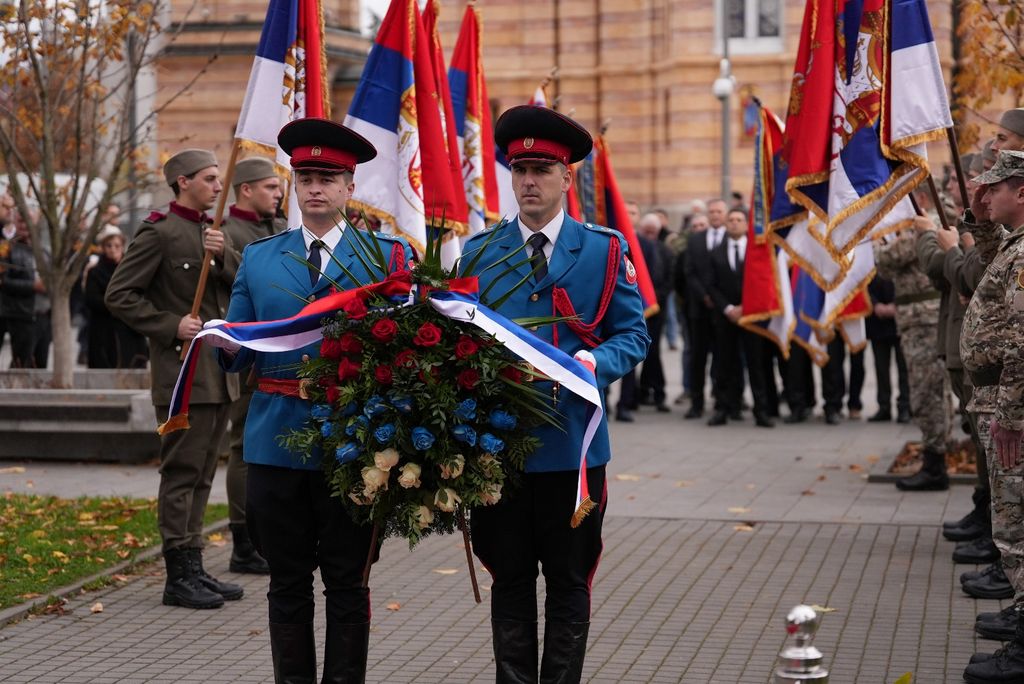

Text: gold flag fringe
xmin=570 ymin=497 xmax=596 ymax=528
xmin=157 ymin=413 xmax=190 ymax=436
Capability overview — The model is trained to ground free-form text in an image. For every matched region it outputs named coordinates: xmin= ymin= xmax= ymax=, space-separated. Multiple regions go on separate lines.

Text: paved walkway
xmin=0 ymin=348 xmax=989 ymax=683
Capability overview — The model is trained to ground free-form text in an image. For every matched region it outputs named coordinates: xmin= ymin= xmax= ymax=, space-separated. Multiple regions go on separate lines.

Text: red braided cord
xmin=550 ymin=236 xmax=620 ymax=349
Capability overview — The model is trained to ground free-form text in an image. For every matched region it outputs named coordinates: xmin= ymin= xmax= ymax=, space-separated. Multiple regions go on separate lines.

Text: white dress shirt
xmin=706 ymin=225 xmax=726 ymax=251
xmin=726 ymin=235 xmax=747 ymax=271
xmin=518 ymin=209 xmax=564 ymax=262
xmin=301 ymin=224 xmax=344 ymax=283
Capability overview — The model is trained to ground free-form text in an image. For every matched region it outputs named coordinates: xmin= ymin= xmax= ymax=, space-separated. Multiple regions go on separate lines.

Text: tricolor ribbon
xmin=161 ymin=272 xmax=602 ymax=527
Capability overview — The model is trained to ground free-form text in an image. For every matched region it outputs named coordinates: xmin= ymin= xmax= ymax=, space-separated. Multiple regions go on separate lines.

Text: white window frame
xmin=712 ymin=0 xmax=784 ymax=56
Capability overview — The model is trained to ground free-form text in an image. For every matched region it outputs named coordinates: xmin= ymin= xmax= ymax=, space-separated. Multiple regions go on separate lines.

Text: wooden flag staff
xmin=181 ymin=139 xmax=242 ymax=360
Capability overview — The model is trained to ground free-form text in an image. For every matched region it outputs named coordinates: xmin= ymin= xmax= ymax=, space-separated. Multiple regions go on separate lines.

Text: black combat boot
xmin=539 ymin=622 xmax=589 ymax=684
xmin=186 ymin=547 xmax=244 ymax=600
xmin=945 ymin=488 xmax=992 ymax=541
xmin=229 ymin=523 xmax=271 ymax=574
xmin=895 ymin=448 xmax=949 ymax=491
xmin=963 ymin=563 xmax=1007 ymax=587
xmin=270 ymin=622 xmax=317 ymax=684
xmin=492 ymin=620 xmax=538 ymax=684
xmin=963 ymin=617 xmax=1024 ymax=683
xmin=321 ymin=622 xmax=370 ymax=684
xmin=162 ymin=547 xmax=224 ymax=609
xmin=955 ymin=536 xmax=1001 ymax=566
xmin=977 ymin=605 xmax=1020 ymax=641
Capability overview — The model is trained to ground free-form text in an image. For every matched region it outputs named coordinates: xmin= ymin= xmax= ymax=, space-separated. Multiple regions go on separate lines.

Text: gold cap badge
xmin=523 ymin=137 xmax=534 ymax=149
xmin=311 ymin=146 xmax=322 ymax=157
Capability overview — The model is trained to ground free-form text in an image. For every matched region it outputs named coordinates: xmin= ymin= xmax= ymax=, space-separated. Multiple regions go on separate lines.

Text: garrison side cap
xmin=494 ymin=105 xmax=593 ymax=166
xmin=233 ymin=157 xmax=278 ymax=188
xmin=163 ymin=149 xmax=218 ymax=186
xmin=277 ymin=118 xmax=376 ymax=173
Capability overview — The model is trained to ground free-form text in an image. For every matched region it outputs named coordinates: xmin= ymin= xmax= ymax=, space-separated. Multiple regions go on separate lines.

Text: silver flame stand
xmin=774 ymin=605 xmax=829 ymax=683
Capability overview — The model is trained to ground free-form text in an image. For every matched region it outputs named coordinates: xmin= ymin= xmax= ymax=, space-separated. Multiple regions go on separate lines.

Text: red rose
xmin=393 ymin=349 xmax=417 ymax=369
xmin=320 ymin=338 xmax=344 ymax=360
xmin=343 ymin=297 xmax=368 ymax=320
xmin=374 ymin=365 xmax=394 ymax=385
xmin=500 ymin=365 xmax=524 ymax=383
xmin=325 ymin=383 xmax=341 ymax=405
xmin=454 ymin=335 xmax=479 ymax=360
xmin=337 ymin=357 xmax=362 ymax=382
xmin=337 ymin=332 xmax=363 ymax=354
xmin=413 ymin=322 xmax=442 ymax=347
xmin=371 ymin=318 xmax=399 ymax=343
xmin=457 ymin=368 xmax=480 ymax=390
xmin=418 ymin=366 xmax=440 ymax=385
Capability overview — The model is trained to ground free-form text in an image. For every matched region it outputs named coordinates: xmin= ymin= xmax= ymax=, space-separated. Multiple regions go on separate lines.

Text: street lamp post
xmin=712 ymin=59 xmax=735 ymax=201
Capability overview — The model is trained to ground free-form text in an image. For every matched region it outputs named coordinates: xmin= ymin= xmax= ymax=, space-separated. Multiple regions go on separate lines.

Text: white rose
xmin=397 ymin=462 xmax=422 ymax=489
xmin=480 ymin=482 xmax=503 ymax=505
xmin=433 ymin=487 xmax=461 ymax=513
xmin=361 ymin=466 xmax=389 ymax=493
xmin=413 ymin=505 xmax=434 ymax=530
xmin=373 ymin=448 xmax=400 ymax=471
xmin=439 ymin=454 xmax=465 ymax=480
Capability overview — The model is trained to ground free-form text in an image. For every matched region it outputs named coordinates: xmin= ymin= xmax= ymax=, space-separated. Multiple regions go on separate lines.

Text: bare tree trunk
xmin=50 ymin=286 xmax=74 ymax=388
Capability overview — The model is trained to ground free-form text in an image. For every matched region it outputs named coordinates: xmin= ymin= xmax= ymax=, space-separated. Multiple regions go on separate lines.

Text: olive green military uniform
xmin=105 ymin=202 xmax=240 ymax=552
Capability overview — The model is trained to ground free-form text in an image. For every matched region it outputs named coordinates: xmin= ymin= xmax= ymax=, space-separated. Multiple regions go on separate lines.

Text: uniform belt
xmin=257 ymin=377 xmax=311 ymax=399
xmin=894 ymin=291 xmax=941 ymax=305
xmin=968 ymin=365 xmax=1002 ymax=388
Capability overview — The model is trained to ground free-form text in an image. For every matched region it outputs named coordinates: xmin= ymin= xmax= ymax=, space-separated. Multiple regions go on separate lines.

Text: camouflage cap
xmin=999 ymin=108 xmax=1024 ymax=138
xmin=232 ymin=157 xmax=277 ymax=190
xmin=973 ymin=149 xmax=1024 ymax=185
xmin=163 ymin=149 xmax=218 ymax=187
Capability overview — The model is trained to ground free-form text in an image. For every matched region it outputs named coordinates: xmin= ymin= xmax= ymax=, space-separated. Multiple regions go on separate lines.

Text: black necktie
xmin=732 ymin=243 xmax=740 ymax=272
xmin=308 ymin=239 xmax=324 ymax=287
xmin=527 ymin=233 xmax=549 ymax=282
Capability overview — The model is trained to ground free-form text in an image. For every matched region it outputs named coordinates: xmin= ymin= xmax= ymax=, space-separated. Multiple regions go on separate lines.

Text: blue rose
xmin=311 ymin=404 xmax=332 ymax=421
xmin=480 ymin=433 xmax=505 ymax=454
xmin=454 ymin=398 xmax=477 ymax=421
xmin=411 ymin=427 xmax=436 ymax=451
xmin=489 ymin=409 xmax=517 ymax=431
xmin=342 ymin=401 xmax=359 ymax=417
xmin=345 ymin=415 xmax=369 ymax=437
xmin=374 ymin=423 xmax=396 ymax=444
xmin=389 ymin=394 xmax=414 ymax=414
xmin=364 ymin=395 xmax=389 ymax=418
xmin=335 ymin=442 xmax=360 ymax=464
xmin=452 ymin=424 xmax=477 ymax=446
xmin=321 ymin=422 xmax=334 ymax=438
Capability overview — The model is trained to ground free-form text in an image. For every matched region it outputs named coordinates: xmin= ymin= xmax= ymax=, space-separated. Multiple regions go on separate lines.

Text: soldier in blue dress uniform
xmin=213 ymin=118 xmax=411 ymax=684
xmin=461 ymin=106 xmax=650 ymax=684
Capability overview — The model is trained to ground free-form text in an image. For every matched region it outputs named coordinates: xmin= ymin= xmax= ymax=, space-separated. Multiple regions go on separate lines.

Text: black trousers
xmin=639 ymin=311 xmax=666 ymax=404
xmin=471 ymin=467 xmax=607 ymax=624
xmin=713 ymin=318 xmax=772 ymax=416
xmin=1 ymin=316 xmax=34 ymax=368
xmin=686 ymin=313 xmax=716 ymax=412
xmin=822 ymin=337 xmax=847 ymax=413
xmin=247 ymin=463 xmax=374 ymax=625
xmin=786 ymin=344 xmax=816 ymax=413
xmin=871 ymin=336 xmax=910 ymax=413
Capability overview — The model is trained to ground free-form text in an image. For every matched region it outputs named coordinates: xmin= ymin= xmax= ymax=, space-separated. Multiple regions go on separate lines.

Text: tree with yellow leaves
xmin=0 ymin=1 xmax=213 ymax=387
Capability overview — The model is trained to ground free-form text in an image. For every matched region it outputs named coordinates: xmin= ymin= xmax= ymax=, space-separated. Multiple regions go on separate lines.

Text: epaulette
xmin=371 ymin=231 xmax=401 ymax=242
xmin=249 ymin=229 xmax=293 ymax=246
xmin=143 ymin=209 xmax=167 ymax=224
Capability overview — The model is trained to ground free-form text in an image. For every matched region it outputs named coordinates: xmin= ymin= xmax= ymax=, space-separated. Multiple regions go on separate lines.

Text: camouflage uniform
xmin=875 ymin=230 xmax=952 ymax=454
xmin=961 ymin=150 xmax=1024 ymax=608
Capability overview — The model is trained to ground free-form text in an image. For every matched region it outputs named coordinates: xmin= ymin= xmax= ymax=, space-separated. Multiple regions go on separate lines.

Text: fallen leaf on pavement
xmin=734 ymin=524 xmax=755 ymax=532
xmin=801 ymin=490 xmax=816 ymax=496
xmin=19 ymin=593 xmax=41 ymax=600
xmin=865 ymin=454 xmax=881 ymax=464
xmin=248 ymin=629 xmax=262 ymax=636
xmin=848 ymin=464 xmax=863 ymax=472
xmin=808 ymin=604 xmax=837 ymax=614
xmin=433 ymin=568 xmax=458 ymax=575
xmin=893 ymin=673 xmax=912 ymax=684
xmin=207 ymin=532 xmax=227 ymax=547
xmin=112 ymin=575 xmax=130 ymax=582
xmin=727 ymin=506 xmax=751 ymax=514
xmin=386 ymin=602 xmax=401 ymax=611
xmin=614 ymin=474 xmax=642 ymax=482
xmin=745 ymin=484 xmax=756 ymax=490
xmin=675 ymin=480 xmax=694 ymax=488
xmin=90 ymin=602 xmax=103 ymax=614
xmin=816 ymin=475 xmax=827 ymax=482
xmin=0 ymin=466 xmax=26 ymax=474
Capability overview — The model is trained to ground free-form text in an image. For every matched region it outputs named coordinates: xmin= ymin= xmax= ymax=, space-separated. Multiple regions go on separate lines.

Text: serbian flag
xmin=740 ymin=104 xmax=793 ymax=356
xmin=790 ymin=266 xmax=830 ymax=366
xmin=448 ymin=3 xmax=501 ymax=239
xmin=784 ymin=0 xmax=951 ymax=257
xmin=235 ymin=0 xmax=329 ymax=221
xmin=345 ymin=0 xmax=468 ymax=267
xmin=572 ymin=136 xmax=658 ymax=317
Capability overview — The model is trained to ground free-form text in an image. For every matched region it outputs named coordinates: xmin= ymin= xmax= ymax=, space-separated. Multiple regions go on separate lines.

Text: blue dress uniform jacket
xmin=220 ymin=227 xmax=410 ymax=471
xmin=461 ymin=215 xmax=650 ymax=472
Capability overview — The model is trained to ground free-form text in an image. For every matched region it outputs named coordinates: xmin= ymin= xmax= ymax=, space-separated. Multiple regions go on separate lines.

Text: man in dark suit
xmin=706 ymin=208 xmax=775 ymax=427
xmin=681 ymin=199 xmax=727 ymax=418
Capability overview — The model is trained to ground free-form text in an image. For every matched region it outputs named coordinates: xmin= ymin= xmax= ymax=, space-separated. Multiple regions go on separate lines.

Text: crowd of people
xmin=618 ymin=107 xmax=1024 ymax=684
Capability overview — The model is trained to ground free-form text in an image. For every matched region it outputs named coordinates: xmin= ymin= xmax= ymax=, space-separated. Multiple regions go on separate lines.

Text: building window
xmin=716 ymin=0 xmax=783 ymax=54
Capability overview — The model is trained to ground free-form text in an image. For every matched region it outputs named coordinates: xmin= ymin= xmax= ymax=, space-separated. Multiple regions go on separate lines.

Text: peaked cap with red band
xmin=494 ymin=105 xmax=593 ymax=166
xmin=277 ymin=118 xmax=377 ymax=173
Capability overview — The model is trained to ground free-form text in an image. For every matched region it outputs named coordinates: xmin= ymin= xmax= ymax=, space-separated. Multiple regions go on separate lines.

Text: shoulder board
xmin=371 ymin=231 xmax=401 ymax=243
xmin=582 ymin=222 xmax=614 ymax=234
xmin=143 ymin=210 xmax=167 ymax=224
xmin=248 ymin=229 xmax=293 ymax=247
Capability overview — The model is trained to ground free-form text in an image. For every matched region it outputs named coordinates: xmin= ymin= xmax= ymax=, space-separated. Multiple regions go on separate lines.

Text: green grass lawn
xmin=0 ymin=493 xmax=228 ymax=610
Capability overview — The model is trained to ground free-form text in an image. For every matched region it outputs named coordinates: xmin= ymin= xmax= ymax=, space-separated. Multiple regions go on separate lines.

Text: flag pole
xmin=180 ymin=138 xmax=241 ymax=360
xmin=945 ymin=127 xmax=971 ymax=209
xmin=925 ymin=174 xmax=953 ymax=231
